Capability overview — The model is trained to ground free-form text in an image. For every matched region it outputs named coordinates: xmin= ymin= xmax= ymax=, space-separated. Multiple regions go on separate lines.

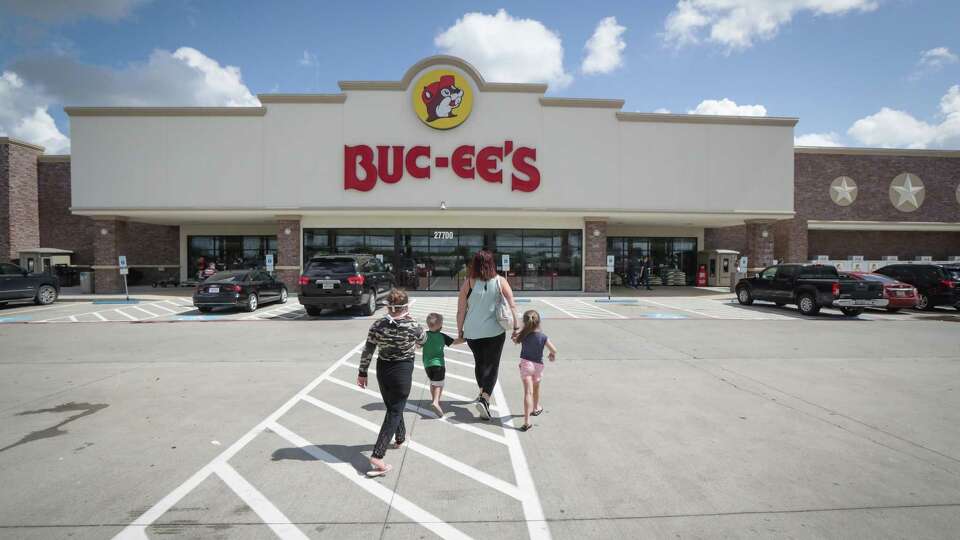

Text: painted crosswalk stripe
xmin=115 ymin=309 xmax=138 ymax=321
xmin=213 ymin=462 xmax=308 ymax=540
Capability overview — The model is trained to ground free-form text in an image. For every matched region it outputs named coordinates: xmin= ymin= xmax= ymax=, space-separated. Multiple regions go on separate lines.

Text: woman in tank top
xmin=456 ymin=249 xmax=520 ymax=420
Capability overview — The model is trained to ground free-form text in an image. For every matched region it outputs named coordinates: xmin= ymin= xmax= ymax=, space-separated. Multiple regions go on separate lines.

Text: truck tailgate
xmin=839 ymin=280 xmax=883 ymax=300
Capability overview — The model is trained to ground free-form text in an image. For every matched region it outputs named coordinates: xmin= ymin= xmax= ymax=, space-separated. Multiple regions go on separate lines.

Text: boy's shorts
xmin=518 ymin=359 xmax=544 ymax=383
xmin=425 ymin=365 xmax=445 ymax=387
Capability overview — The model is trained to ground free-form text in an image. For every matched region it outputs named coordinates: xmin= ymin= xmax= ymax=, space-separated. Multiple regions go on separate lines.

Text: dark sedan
xmin=193 ymin=269 xmax=287 ymax=313
xmin=0 ymin=262 xmax=59 ymax=306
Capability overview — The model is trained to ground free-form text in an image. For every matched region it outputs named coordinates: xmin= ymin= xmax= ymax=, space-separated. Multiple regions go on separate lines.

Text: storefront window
xmin=188 ymin=235 xmax=277 ymax=280
xmin=302 ymin=228 xmax=582 ymax=291
xmin=607 ymin=236 xmax=698 ymax=285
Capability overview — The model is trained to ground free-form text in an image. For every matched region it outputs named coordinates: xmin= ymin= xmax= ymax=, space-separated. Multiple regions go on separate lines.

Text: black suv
xmin=298 ymin=255 xmax=394 ymax=316
xmin=875 ymin=264 xmax=960 ymax=310
xmin=0 ymin=262 xmax=59 ymax=306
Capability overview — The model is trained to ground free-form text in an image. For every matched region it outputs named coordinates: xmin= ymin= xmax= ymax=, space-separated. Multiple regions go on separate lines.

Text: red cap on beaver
xmin=421 ymin=75 xmax=456 ymax=104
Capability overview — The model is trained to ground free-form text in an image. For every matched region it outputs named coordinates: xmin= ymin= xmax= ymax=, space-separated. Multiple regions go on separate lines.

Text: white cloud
xmin=0 ymin=0 xmax=150 ymax=22
xmin=653 ymin=107 xmax=672 ymax=114
xmin=435 ymin=9 xmax=573 ymax=88
xmin=919 ymin=47 xmax=959 ymax=70
xmin=663 ymin=0 xmax=878 ymax=51
xmin=2 ymin=47 xmax=257 ymax=153
xmin=582 ymin=17 xmax=627 ymax=75
xmin=847 ymin=85 xmax=960 ymax=149
xmin=794 ymin=132 xmax=843 ymax=147
xmin=299 ymin=50 xmax=318 ymax=67
xmin=0 ymin=71 xmax=70 ymax=153
xmin=689 ymin=98 xmax=767 ymax=116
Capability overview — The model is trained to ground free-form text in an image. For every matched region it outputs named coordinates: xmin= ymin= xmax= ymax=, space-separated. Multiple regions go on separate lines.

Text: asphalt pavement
xmin=0 ymin=306 xmax=959 ymax=539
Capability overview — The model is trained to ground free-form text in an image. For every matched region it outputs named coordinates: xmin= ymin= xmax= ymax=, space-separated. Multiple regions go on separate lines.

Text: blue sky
xmin=1 ymin=0 xmax=958 ymax=153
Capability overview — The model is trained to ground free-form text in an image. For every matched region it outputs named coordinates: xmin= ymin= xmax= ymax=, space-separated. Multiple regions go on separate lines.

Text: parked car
xmin=0 ymin=262 xmax=59 ymax=306
xmin=874 ymin=264 xmax=960 ymax=311
xmin=298 ymin=255 xmax=394 ymax=316
xmin=736 ymin=263 xmax=886 ymax=316
xmin=152 ymin=274 xmax=180 ymax=288
xmin=842 ymin=272 xmax=918 ymax=312
xmin=192 ymin=269 xmax=287 ymax=313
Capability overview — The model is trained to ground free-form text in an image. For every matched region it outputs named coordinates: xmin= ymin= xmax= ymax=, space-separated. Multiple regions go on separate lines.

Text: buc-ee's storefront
xmin=64 ymin=55 xmax=797 ymax=293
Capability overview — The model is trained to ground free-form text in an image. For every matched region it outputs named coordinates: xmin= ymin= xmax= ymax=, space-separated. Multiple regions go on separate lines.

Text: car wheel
xmin=279 ymin=287 xmax=288 ymax=304
xmin=886 ymin=307 xmax=901 ymax=313
xmin=915 ymin=293 xmax=933 ymax=311
xmin=736 ymin=287 xmax=753 ymax=305
xmin=198 ymin=307 xmax=212 ymax=313
xmin=360 ymin=289 xmax=377 ymax=316
xmin=244 ymin=293 xmax=258 ymax=312
xmin=840 ymin=307 xmax=863 ymax=317
xmin=34 ymin=285 xmax=58 ymax=305
xmin=797 ymin=294 xmax=820 ymax=316
xmin=305 ymin=306 xmax=322 ymax=317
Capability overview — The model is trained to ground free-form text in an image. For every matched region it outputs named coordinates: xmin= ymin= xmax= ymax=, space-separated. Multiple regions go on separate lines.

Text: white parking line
xmin=325 ymin=375 xmax=509 ymax=445
xmin=301 ymin=394 xmax=525 ymax=500
xmin=112 ymin=342 xmax=365 ymax=540
xmin=267 ymin=422 xmax=471 ymax=540
xmin=115 ymin=309 xmax=138 ymax=321
xmin=637 ymin=298 xmax=722 ymax=319
xmin=92 ymin=312 xmax=108 ymax=322
xmin=537 ymin=299 xmax=579 ymax=319
xmin=575 ymin=300 xmax=626 ymax=319
xmin=129 ymin=305 xmax=158 ymax=318
xmin=342 ymin=361 xmax=497 ymax=411
xmin=213 ymin=462 xmax=308 ymax=540
xmin=147 ymin=303 xmax=176 ymax=314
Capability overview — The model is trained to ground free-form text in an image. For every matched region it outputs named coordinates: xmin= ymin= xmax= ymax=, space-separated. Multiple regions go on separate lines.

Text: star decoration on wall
xmin=889 ymin=173 xmax=925 ymax=212
xmin=829 ymin=176 xmax=857 ymax=206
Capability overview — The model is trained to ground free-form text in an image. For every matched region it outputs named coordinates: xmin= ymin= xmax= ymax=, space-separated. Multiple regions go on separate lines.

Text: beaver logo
xmin=411 ymin=69 xmax=473 ymax=130
xmin=422 ymin=75 xmax=463 ymax=122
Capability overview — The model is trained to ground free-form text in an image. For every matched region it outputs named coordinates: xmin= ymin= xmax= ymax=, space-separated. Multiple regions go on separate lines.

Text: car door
xmin=256 ymin=271 xmax=278 ymax=300
xmin=772 ymin=266 xmax=798 ymax=301
xmin=0 ymin=263 xmax=32 ymax=301
xmin=373 ymin=258 xmax=391 ymax=296
xmin=752 ymin=266 xmax=778 ymax=300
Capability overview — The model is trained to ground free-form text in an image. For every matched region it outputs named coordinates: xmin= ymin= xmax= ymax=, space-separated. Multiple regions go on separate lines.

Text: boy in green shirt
xmin=422 ymin=313 xmax=464 ymax=416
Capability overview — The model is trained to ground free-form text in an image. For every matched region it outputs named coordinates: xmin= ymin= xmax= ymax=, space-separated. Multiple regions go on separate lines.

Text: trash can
xmin=80 ymin=271 xmax=93 ymax=294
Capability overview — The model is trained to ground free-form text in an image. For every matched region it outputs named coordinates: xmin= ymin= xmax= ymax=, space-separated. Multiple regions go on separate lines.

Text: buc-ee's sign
xmin=343 ymin=69 xmax=541 ymax=193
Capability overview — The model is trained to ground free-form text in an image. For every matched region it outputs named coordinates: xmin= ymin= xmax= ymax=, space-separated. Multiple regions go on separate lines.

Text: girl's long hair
xmin=469 ymin=249 xmax=498 ymax=281
xmin=515 ymin=310 xmax=541 ymax=343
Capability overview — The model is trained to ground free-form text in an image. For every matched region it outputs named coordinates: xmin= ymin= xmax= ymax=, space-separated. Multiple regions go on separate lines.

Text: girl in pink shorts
xmin=513 ymin=310 xmax=558 ymax=432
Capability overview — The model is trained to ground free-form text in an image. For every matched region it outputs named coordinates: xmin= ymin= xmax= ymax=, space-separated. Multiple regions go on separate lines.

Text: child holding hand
xmin=513 ymin=310 xmax=557 ymax=432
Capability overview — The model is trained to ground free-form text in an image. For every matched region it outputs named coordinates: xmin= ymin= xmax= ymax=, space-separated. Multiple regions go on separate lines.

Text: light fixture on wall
xmin=440 ymin=201 xmax=447 ymax=210
xmin=100 ymin=228 xmax=108 ymax=236
xmin=761 ymin=229 xmax=769 ymax=238
xmin=592 ymin=229 xmax=601 ymax=237
xmin=284 ymin=227 xmax=291 ymax=235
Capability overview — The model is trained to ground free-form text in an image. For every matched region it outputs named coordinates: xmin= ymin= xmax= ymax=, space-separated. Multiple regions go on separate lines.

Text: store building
xmin=2 ymin=56 xmax=958 ymax=293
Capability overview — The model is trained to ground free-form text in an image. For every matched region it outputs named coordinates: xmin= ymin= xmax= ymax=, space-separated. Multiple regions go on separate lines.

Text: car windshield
xmin=946 ymin=268 xmax=960 ymax=281
xmin=860 ymin=273 xmax=896 ymax=283
xmin=206 ymin=271 xmax=247 ymax=282
xmin=307 ymin=258 xmax=357 ymax=273
xmin=799 ymin=265 xmax=838 ymax=278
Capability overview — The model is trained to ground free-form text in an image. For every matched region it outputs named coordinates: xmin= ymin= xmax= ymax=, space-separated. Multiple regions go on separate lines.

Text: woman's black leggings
xmin=372 ymin=359 xmax=413 ymax=459
xmin=467 ymin=332 xmax=506 ymax=396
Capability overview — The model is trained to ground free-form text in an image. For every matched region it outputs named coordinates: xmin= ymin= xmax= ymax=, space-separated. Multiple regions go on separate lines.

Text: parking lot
xmin=1 ymin=290 xmax=958 ymax=325
xmin=1 ymin=293 xmax=959 ymax=539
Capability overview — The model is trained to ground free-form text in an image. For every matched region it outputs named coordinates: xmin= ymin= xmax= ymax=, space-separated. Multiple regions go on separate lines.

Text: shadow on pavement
xmin=271 ymin=444 xmax=374 ymax=474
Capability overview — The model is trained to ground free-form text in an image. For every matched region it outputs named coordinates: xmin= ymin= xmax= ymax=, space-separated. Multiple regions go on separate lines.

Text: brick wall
xmin=808 ymin=230 xmax=960 ymax=260
xmin=1 ymin=141 xmax=42 ymax=262
xmin=584 ymin=220 xmax=607 ymax=292
xmin=704 ymin=225 xmax=746 ymax=254
xmin=38 ymin=159 xmax=95 ymax=265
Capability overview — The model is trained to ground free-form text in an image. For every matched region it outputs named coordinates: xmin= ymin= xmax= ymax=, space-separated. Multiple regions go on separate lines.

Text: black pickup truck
xmin=735 ymin=264 xmax=887 ymax=316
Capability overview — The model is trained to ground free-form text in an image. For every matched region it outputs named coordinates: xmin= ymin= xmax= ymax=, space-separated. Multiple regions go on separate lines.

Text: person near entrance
xmin=457 ymin=249 xmax=520 ymax=420
xmin=357 ymin=288 xmax=426 ymax=477
xmin=640 ymin=256 xmax=653 ymax=291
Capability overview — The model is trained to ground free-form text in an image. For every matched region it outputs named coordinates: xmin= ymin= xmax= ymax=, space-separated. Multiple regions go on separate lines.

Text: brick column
xmin=583 ymin=218 xmax=607 ymax=293
xmin=773 ymin=218 xmax=808 ymax=263
xmin=275 ymin=216 xmax=302 ymax=291
xmin=93 ymin=218 xmax=127 ymax=293
xmin=744 ymin=220 xmax=775 ymax=270
xmin=1 ymin=139 xmax=42 ymax=262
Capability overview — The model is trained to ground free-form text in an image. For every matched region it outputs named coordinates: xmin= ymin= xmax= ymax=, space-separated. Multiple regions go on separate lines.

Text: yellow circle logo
xmin=411 ymin=69 xmax=473 ymax=130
